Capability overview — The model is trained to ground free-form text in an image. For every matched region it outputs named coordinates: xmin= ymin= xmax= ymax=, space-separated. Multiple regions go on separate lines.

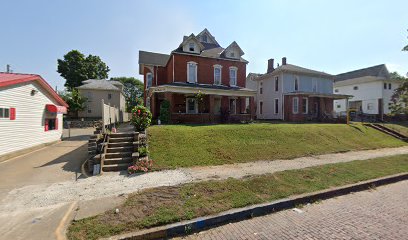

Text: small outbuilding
xmin=0 ymin=73 xmax=68 ymax=161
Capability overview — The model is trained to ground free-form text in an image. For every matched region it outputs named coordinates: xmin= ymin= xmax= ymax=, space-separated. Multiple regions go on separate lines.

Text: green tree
xmin=57 ymin=50 xmax=110 ymax=90
xmin=110 ymin=77 xmax=144 ymax=112
xmin=59 ymin=89 xmax=87 ymax=118
xmin=390 ymin=72 xmax=408 ymax=115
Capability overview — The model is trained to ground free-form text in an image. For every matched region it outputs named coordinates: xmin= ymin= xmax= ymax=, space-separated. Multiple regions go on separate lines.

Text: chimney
xmin=267 ymin=59 xmax=274 ymax=73
xmin=282 ymin=57 xmax=287 ymax=65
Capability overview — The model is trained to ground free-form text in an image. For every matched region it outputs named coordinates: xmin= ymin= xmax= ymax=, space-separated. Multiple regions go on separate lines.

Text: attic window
xmin=202 ymin=35 xmax=207 ymax=42
xmin=230 ymin=52 xmax=235 ymax=58
xmin=189 ymin=43 xmax=195 ymax=51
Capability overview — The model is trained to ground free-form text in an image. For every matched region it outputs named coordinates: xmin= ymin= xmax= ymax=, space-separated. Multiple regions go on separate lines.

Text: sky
xmin=1 ymin=0 xmax=407 ymax=90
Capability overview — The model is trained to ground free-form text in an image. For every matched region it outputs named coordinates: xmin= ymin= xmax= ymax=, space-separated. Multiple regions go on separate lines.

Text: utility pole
xmin=6 ymin=64 xmax=11 ymax=73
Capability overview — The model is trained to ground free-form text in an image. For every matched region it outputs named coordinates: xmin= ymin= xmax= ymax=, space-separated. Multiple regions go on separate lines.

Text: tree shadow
xmin=34 ymin=143 xmax=89 ymax=178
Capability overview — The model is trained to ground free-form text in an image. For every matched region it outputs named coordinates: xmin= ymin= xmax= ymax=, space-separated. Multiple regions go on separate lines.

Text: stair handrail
xmin=99 ymin=133 xmax=109 ymax=174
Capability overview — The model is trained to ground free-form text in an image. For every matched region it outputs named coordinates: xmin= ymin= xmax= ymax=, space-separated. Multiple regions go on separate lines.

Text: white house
xmin=249 ymin=57 xmax=349 ymax=121
xmin=0 ymin=73 xmax=68 ymax=161
xmin=333 ymin=64 xmax=401 ymax=116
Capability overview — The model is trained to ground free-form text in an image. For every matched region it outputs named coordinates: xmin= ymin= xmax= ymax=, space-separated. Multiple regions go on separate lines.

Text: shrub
xmin=128 ymin=159 xmax=153 ymax=174
xmin=159 ymin=100 xmax=171 ymax=124
xmin=138 ymin=146 xmax=149 ymax=157
xmin=131 ymin=105 xmax=152 ymax=132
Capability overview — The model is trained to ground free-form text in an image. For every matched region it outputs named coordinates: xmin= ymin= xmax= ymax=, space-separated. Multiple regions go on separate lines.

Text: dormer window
xmin=189 ymin=42 xmax=195 ymax=52
xmin=202 ymin=35 xmax=207 ymax=42
xmin=230 ymin=52 xmax=235 ymax=58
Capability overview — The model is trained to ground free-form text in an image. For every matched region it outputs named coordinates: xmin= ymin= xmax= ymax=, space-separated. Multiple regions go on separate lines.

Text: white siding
xmin=257 ymin=73 xmax=283 ymax=120
xmin=333 ymin=78 xmax=400 ymax=114
xmin=0 ymin=82 xmax=63 ymax=156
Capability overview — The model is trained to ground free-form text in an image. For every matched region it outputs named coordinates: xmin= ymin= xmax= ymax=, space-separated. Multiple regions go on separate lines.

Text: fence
xmin=101 ymin=99 xmax=130 ymax=132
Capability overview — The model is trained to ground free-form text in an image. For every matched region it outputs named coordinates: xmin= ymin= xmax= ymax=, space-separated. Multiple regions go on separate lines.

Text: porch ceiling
xmin=284 ymin=91 xmax=353 ymax=99
xmin=148 ymin=84 xmax=256 ymax=97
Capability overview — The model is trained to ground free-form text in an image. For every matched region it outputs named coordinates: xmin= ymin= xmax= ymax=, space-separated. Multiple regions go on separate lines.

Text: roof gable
xmin=77 ymin=79 xmax=122 ymax=91
xmin=179 ymin=34 xmax=205 ymax=51
xmin=335 ymin=64 xmax=390 ymax=82
xmin=221 ymin=41 xmax=245 ymax=59
xmin=0 ymin=73 xmax=68 ymax=107
xmin=196 ymin=28 xmax=220 ymax=46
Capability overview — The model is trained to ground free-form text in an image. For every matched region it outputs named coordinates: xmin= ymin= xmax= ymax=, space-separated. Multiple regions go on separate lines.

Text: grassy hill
xmin=148 ymin=123 xmax=406 ymax=169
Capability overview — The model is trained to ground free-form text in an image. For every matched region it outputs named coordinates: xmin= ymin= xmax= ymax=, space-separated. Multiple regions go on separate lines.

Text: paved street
xmin=0 ymin=128 xmax=93 ymax=240
xmin=177 ymin=180 xmax=408 ymax=240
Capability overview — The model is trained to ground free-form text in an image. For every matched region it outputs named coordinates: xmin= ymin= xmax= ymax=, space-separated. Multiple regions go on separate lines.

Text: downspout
xmin=172 ymin=55 xmax=175 ymax=83
xmin=155 ymin=66 xmax=158 ymax=86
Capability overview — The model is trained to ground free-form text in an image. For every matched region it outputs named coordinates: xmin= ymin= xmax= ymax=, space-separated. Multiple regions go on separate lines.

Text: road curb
xmin=103 ymin=172 xmax=408 ymax=240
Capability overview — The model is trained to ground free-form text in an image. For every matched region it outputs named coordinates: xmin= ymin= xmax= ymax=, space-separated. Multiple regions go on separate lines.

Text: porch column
xmin=240 ymin=97 xmax=246 ymax=114
xmin=250 ymin=96 xmax=256 ymax=120
xmin=151 ymin=93 xmax=157 ymax=119
xmin=209 ymin=95 xmax=215 ymax=123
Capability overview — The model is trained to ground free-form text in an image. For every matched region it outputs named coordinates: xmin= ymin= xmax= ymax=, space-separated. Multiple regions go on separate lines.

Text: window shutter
xmin=55 ymin=118 xmax=58 ymax=130
xmin=44 ymin=119 xmax=49 ymax=132
xmin=10 ymin=108 xmax=16 ymax=120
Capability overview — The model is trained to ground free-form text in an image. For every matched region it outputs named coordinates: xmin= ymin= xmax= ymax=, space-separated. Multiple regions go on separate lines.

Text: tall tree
xmin=57 ymin=50 xmax=110 ymax=90
xmin=110 ymin=77 xmax=144 ymax=112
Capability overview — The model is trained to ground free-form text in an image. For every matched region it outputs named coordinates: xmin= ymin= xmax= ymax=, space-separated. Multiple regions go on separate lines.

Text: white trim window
xmin=229 ymin=67 xmax=237 ymax=86
xmin=302 ymin=97 xmax=308 ymax=114
xmin=189 ymin=42 xmax=195 ymax=52
xmin=312 ymin=79 xmax=318 ymax=92
xmin=187 ymin=62 xmax=197 ymax=83
xmin=274 ymin=99 xmax=279 ymax=114
xmin=186 ymin=98 xmax=198 ymax=114
xmin=0 ymin=107 xmax=10 ymax=118
xmin=229 ymin=98 xmax=237 ymax=114
xmin=213 ymin=65 xmax=222 ymax=85
xmin=275 ymin=76 xmax=279 ymax=92
xmin=294 ymin=77 xmax=299 ymax=91
xmin=146 ymin=73 xmax=153 ymax=88
xmin=293 ymin=97 xmax=299 ymax=114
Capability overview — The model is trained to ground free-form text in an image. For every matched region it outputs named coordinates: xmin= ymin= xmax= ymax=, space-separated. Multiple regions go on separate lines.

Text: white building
xmin=0 ymin=73 xmax=68 ymax=161
xmin=333 ymin=64 xmax=401 ymax=116
xmin=248 ymin=58 xmax=349 ymax=121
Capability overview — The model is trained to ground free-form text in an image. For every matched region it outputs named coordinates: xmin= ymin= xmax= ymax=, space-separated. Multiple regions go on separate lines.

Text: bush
xmin=138 ymin=146 xmax=149 ymax=157
xmin=128 ymin=159 xmax=153 ymax=174
xmin=159 ymin=100 xmax=171 ymax=124
xmin=131 ymin=105 xmax=152 ymax=132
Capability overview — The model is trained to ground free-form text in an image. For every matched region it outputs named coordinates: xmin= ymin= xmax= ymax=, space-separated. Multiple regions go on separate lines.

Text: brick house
xmin=138 ymin=29 xmax=256 ymax=123
xmin=249 ymin=58 xmax=351 ymax=122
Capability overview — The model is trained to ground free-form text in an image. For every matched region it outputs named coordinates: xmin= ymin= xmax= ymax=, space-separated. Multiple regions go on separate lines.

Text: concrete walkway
xmin=1 ymin=144 xmax=408 ymax=239
xmin=0 ymin=127 xmax=93 ymax=240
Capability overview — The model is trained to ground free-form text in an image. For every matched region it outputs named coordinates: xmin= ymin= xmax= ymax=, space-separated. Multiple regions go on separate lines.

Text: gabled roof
xmin=221 ymin=41 xmax=245 ymax=58
xmin=257 ymin=64 xmax=333 ymax=80
xmin=77 ymin=79 xmax=122 ymax=91
xmin=335 ymin=64 xmax=390 ymax=82
xmin=196 ymin=28 xmax=220 ymax=46
xmin=246 ymin=73 xmax=263 ymax=79
xmin=0 ymin=72 xmax=68 ymax=107
xmin=139 ymin=50 xmax=170 ymax=67
xmin=179 ymin=33 xmax=205 ymax=51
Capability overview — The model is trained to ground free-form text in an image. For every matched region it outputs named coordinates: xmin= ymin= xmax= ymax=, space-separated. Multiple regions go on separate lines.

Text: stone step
xmin=109 ymin=132 xmax=135 ymax=138
xmin=109 ymin=137 xmax=134 ymax=143
xmin=104 ymin=157 xmax=132 ymax=165
xmin=105 ymin=152 xmax=133 ymax=159
xmin=102 ymin=163 xmax=129 ymax=172
xmin=106 ymin=146 xmax=134 ymax=153
xmin=88 ymin=139 xmax=97 ymax=143
xmin=108 ymin=142 xmax=133 ymax=148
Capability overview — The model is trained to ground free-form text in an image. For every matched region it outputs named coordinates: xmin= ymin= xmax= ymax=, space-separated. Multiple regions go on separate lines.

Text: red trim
xmin=46 ymin=104 xmax=67 ymax=114
xmin=0 ymin=73 xmax=68 ymax=108
xmin=10 ymin=108 xmax=16 ymax=120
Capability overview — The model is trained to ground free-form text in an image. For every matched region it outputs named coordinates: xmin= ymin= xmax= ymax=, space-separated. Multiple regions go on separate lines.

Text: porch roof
xmin=284 ymin=91 xmax=352 ymax=99
xmin=148 ymin=82 xmax=256 ymax=97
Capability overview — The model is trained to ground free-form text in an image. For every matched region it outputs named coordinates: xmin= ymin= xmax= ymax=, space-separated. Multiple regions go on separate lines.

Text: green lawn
xmin=149 ymin=123 xmax=406 ymax=169
xmin=68 ymin=154 xmax=408 ymax=240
